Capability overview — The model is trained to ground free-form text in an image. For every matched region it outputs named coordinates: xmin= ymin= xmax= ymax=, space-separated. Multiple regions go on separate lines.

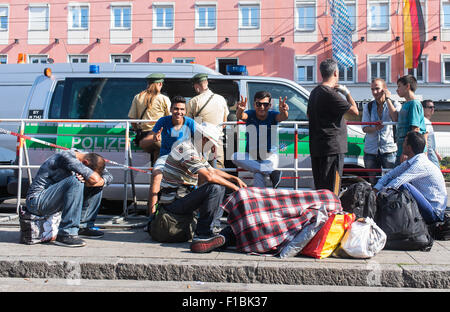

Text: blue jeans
xmin=364 ymin=152 xmax=396 ymax=184
xmin=163 ymin=183 xmax=225 ymax=237
xmin=26 ymin=175 xmax=103 ymax=236
xmin=231 ymin=152 xmax=279 ymax=187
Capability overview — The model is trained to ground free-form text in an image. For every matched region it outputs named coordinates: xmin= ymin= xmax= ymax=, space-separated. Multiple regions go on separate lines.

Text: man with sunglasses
xmin=422 ymin=99 xmax=441 ymax=168
xmin=307 ymin=58 xmax=359 ymax=194
xmin=232 ymin=91 xmax=289 ymax=188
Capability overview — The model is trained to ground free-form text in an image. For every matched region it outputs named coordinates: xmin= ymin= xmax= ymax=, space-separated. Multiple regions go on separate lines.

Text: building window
xmin=368 ymin=1 xmax=389 ymax=30
xmin=112 ymin=5 xmax=131 ymax=29
xmin=0 ymin=55 xmax=7 ymax=64
xmin=111 ymin=54 xmax=131 ymax=63
xmin=0 ymin=6 xmax=8 ymax=30
xmin=296 ymin=1 xmax=315 ymax=31
xmin=442 ymin=56 xmax=450 ymax=82
xmin=407 ymin=57 xmax=426 ymax=82
xmin=154 ymin=5 xmax=174 ymax=29
xmin=444 ymin=2 xmax=450 ymax=28
xmin=69 ymin=5 xmax=88 ymax=29
xmin=69 ymin=55 xmax=88 ymax=63
xmin=196 ymin=5 xmax=216 ymax=29
xmin=29 ymin=55 xmax=48 ymax=64
xmin=173 ymin=58 xmax=195 ymax=64
xmin=369 ymin=57 xmax=389 ymax=82
xmin=29 ymin=5 xmax=49 ymax=31
xmin=295 ymin=56 xmax=316 ymax=83
xmin=239 ymin=4 xmax=259 ymax=28
xmin=339 ymin=64 xmax=356 ymax=82
xmin=346 ymin=1 xmax=356 ymax=31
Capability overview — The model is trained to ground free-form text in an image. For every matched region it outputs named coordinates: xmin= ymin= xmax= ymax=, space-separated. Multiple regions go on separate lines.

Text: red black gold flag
xmin=403 ymin=0 xmax=426 ymax=69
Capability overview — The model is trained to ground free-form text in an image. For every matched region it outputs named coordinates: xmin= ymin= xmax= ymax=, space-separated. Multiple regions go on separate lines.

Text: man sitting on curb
xmin=373 ymin=131 xmax=447 ymax=223
xmin=143 ymin=95 xmax=196 ymax=215
xmin=25 ymin=150 xmax=113 ymax=247
xmin=155 ymin=122 xmax=246 ymax=247
xmin=231 ymin=91 xmax=289 ymax=188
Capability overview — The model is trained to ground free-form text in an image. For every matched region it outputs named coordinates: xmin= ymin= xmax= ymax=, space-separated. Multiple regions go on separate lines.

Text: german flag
xmin=403 ymin=0 xmax=426 ymax=69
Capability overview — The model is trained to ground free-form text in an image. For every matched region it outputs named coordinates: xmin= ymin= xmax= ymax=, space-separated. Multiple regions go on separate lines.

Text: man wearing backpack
xmin=362 ymin=78 xmax=401 ymax=184
xmin=373 ymin=131 xmax=447 ymax=223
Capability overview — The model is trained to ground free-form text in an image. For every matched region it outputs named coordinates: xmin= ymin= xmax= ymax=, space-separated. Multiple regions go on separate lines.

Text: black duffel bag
xmin=340 ymin=181 xmax=377 ymax=219
xmin=376 ymin=187 xmax=433 ymax=251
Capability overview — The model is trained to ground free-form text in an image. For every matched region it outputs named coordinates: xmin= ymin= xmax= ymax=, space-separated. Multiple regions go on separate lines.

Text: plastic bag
xmin=337 ymin=217 xmax=386 ymax=258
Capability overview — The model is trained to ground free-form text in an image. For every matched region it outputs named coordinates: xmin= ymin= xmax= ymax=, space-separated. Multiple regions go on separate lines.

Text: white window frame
xmin=345 ymin=0 xmax=357 ymax=32
xmin=294 ymin=55 xmax=316 ymax=84
xmin=153 ymin=4 xmax=174 ymax=29
xmin=295 ymin=0 xmax=316 ymax=32
xmin=405 ymin=55 xmax=427 ymax=83
xmin=196 ymin=3 xmax=216 ymax=29
xmin=239 ymin=3 xmax=260 ymax=29
xmin=68 ymin=4 xmax=89 ymax=30
xmin=28 ymin=54 xmax=49 ymax=64
xmin=339 ymin=59 xmax=357 ymax=83
xmin=0 ymin=5 xmax=9 ymax=31
xmin=441 ymin=54 xmax=450 ymax=83
xmin=68 ymin=54 xmax=89 ymax=64
xmin=368 ymin=55 xmax=390 ymax=83
xmin=443 ymin=1 xmax=450 ymax=29
xmin=0 ymin=54 xmax=7 ymax=64
xmin=173 ymin=57 xmax=195 ymax=64
xmin=111 ymin=4 xmax=132 ymax=30
xmin=110 ymin=54 xmax=131 ymax=63
xmin=367 ymin=0 xmax=389 ymax=31
xmin=28 ymin=4 xmax=49 ymax=31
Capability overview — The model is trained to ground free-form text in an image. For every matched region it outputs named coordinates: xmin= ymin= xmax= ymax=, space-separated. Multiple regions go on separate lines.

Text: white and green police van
xmin=5 ymin=62 xmax=365 ymax=202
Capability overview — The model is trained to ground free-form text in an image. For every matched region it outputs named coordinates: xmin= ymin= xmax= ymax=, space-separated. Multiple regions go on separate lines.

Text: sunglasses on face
xmin=426 ymin=106 xmax=435 ymax=109
xmin=255 ymin=101 xmax=270 ymax=108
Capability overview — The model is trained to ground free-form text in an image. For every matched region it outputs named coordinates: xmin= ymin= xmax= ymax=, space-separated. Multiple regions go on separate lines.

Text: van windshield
xmin=49 ymin=77 xmax=239 ymax=120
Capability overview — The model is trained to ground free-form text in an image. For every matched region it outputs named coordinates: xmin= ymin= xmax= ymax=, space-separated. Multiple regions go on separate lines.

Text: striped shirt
xmin=159 ymin=140 xmax=211 ymax=203
xmin=374 ymin=153 xmax=447 ymax=220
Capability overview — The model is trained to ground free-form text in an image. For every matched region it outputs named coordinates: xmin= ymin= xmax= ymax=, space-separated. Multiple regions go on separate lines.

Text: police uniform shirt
xmin=128 ymin=92 xmax=171 ymax=132
xmin=186 ymin=89 xmax=229 ymax=132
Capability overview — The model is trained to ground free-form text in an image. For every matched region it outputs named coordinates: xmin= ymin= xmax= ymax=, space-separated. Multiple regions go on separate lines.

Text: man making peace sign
xmin=232 ymin=90 xmax=289 ymax=188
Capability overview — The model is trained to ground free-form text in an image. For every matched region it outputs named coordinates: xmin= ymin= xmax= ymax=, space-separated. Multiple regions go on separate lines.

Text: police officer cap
xmin=191 ymin=73 xmax=208 ymax=83
xmin=146 ymin=73 xmax=165 ymax=83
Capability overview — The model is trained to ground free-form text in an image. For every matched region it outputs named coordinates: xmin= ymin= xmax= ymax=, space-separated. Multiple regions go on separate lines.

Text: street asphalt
xmin=0 ymin=198 xmax=449 ymax=290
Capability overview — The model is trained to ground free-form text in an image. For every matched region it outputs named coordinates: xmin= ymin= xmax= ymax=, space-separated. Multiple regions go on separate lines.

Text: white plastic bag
xmin=339 ymin=217 xmax=386 ymax=258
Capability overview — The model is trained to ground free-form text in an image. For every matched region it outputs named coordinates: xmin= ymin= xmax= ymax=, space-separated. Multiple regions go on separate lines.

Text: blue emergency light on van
xmin=89 ymin=65 xmax=100 ymax=74
xmin=226 ymin=65 xmax=248 ymax=75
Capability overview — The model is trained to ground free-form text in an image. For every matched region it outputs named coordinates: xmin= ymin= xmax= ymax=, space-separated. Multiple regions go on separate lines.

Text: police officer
xmin=186 ymin=73 xmax=229 ymax=168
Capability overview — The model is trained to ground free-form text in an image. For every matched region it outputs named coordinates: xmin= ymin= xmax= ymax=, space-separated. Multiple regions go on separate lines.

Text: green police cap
xmin=191 ymin=73 xmax=208 ymax=84
xmin=146 ymin=73 xmax=165 ymax=83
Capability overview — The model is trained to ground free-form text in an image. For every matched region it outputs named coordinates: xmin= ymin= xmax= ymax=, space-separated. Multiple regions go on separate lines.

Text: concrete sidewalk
xmin=0 ymin=200 xmax=449 ymax=289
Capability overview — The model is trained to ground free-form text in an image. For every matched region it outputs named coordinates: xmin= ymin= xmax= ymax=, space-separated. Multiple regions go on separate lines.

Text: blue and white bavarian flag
xmin=329 ymin=0 xmax=354 ymax=69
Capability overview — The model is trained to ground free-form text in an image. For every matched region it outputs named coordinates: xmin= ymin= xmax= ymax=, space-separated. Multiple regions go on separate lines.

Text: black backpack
xmin=376 ymin=188 xmax=433 ymax=251
xmin=428 ymin=208 xmax=450 ymax=241
xmin=340 ymin=182 xmax=377 ymax=219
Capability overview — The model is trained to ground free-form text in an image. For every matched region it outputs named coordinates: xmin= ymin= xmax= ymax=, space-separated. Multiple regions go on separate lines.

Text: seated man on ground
xmin=25 ymin=150 xmax=113 ymax=247
xmin=373 ymin=131 xmax=447 ymax=223
xmin=144 ymin=95 xmax=196 ymax=215
xmin=232 ymin=91 xmax=289 ymax=188
xmin=156 ymin=122 xmax=246 ymax=244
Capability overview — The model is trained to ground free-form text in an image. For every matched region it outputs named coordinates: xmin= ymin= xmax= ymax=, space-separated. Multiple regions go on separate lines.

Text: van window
xmin=247 ymin=81 xmax=308 ymax=121
xmin=49 ymin=77 xmax=239 ymax=120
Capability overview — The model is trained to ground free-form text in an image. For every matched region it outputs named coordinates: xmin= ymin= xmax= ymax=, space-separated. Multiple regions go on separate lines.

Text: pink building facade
xmin=1 ymin=0 xmax=450 ymax=101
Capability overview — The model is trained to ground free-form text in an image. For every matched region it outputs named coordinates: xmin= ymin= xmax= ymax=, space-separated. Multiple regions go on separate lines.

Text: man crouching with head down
xmin=25 ymin=150 xmax=113 ymax=247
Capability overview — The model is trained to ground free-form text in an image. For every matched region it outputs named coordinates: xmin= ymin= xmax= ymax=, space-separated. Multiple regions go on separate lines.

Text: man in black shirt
xmin=307 ymin=58 xmax=359 ymax=194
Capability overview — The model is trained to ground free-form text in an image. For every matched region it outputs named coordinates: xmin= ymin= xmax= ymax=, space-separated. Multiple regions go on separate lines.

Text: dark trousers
xmin=311 ymin=154 xmax=344 ymax=194
xmin=163 ymin=183 xmax=226 ymax=237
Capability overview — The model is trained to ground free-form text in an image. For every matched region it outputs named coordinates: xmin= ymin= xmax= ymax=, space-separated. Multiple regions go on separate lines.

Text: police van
xmin=5 ymin=62 xmax=365 ymax=202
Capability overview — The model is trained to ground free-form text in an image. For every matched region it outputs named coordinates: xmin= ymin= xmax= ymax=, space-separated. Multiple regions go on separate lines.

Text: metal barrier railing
xmin=1 ymin=118 xmax=449 ymax=219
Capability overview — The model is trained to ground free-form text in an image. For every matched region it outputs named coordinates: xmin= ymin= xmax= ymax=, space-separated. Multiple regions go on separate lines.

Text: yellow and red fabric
xmin=403 ymin=0 xmax=426 ymax=69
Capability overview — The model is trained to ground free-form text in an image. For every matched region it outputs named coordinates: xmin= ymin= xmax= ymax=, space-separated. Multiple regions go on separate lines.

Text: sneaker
xmin=54 ymin=235 xmax=86 ymax=248
xmin=270 ymin=170 xmax=283 ymax=189
xmin=78 ymin=228 xmax=104 ymax=239
xmin=190 ymin=235 xmax=225 ymax=253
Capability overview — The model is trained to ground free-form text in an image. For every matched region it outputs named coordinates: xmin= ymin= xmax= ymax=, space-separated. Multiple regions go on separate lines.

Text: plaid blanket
xmin=222 ymin=187 xmax=343 ymax=253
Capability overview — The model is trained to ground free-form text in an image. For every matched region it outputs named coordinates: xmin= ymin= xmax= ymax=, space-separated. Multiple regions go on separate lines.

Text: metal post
xmin=23 ymin=142 xmax=32 ymax=185
xmin=16 ymin=121 xmax=24 ymax=214
xmin=123 ymin=122 xmax=130 ymax=219
xmin=294 ymin=123 xmax=298 ymax=190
